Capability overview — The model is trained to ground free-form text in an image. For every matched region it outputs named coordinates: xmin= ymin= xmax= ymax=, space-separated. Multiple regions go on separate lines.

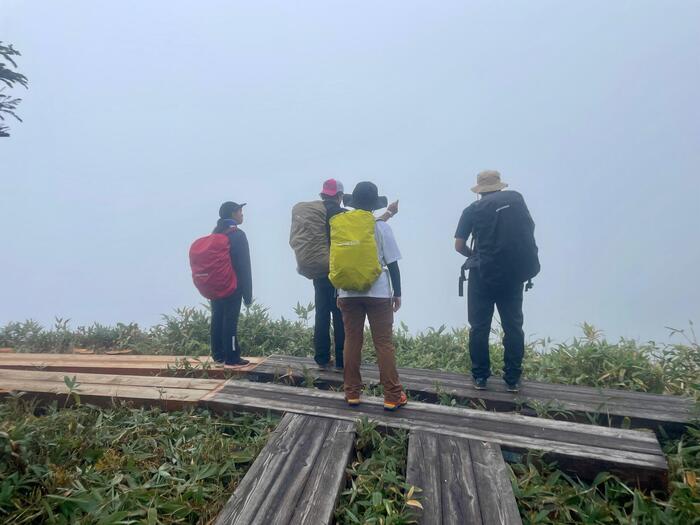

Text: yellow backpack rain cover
xmin=329 ymin=210 xmax=382 ymax=292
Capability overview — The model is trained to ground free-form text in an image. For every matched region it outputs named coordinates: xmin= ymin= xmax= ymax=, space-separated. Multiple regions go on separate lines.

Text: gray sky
xmin=2 ymin=1 xmax=699 ymax=343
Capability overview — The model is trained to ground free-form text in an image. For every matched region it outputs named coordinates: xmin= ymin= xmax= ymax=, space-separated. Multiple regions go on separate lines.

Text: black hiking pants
xmin=211 ymin=291 xmax=244 ymax=364
xmin=313 ymin=277 xmax=345 ymax=368
xmin=467 ymin=269 xmax=524 ymax=384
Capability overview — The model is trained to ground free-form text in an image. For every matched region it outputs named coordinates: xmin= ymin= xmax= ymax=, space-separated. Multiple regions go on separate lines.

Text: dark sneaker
xmin=333 ymin=366 xmax=344 ymax=374
xmin=212 ymin=360 xmax=226 ymax=368
xmin=473 ymin=377 xmax=488 ymax=390
xmin=225 ymin=358 xmax=250 ymax=368
xmin=505 ymin=380 xmax=521 ymax=393
xmin=317 ymin=363 xmax=333 ymax=372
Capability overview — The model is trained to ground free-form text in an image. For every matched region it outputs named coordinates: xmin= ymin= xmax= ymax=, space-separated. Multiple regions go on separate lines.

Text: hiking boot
xmin=383 ymin=391 xmax=408 ymax=411
xmin=473 ymin=377 xmax=488 ymax=390
xmin=212 ymin=360 xmax=226 ymax=369
xmin=345 ymin=396 xmax=361 ymax=407
xmin=225 ymin=358 xmax=250 ymax=368
xmin=505 ymin=379 xmax=521 ymax=393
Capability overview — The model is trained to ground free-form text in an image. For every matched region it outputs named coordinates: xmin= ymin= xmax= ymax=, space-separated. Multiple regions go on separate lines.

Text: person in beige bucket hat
xmin=471 ymin=170 xmax=508 ymax=194
xmin=454 ymin=170 xmax=540 ymax=393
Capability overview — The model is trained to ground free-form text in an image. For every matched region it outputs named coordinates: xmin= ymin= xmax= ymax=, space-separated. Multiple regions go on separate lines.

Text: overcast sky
xmin=1 ymin=1 xmax=699 ymax=344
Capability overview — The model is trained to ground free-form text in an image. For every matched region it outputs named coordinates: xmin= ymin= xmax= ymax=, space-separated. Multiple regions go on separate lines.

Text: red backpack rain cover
xmin=189 ymin=228 xmax=238 ymax=300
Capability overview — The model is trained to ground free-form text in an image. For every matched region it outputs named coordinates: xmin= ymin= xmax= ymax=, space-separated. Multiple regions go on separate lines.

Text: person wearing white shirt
xmin=336 ymin=182 xmax=407 ymax=411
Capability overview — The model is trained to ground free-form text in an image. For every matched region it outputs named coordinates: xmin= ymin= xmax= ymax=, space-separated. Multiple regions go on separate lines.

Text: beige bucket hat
xmin=471 ymin=170 xmax=508 ymax=194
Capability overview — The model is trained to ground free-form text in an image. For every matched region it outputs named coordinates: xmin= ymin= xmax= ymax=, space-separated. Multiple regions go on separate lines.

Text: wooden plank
xmin=0 ymin=353 xmax=264 ymax=378
xmin=261 ymin=355 xmax=694 ymax=411
xmin=204 ymin=380 xmax=668 ymax=490
xmin=468 ymin=437 xmax=522 ymax=524
xmin=250 ymin=355 xmax=696 ymax=429
xmin=406 ymin=431 xmax=521 ymax=524
xmin=215 ymin=413 xmax=355 ymax=525
xmin=0 ymin=379 xmax=212 ymax=403
xmin=0 ymin=369 xmax=223 ymax=391
xmin=0 ymin=370 xmax=223 ymax=409
xmin=0 ymin=354 xmax=265 ymax=365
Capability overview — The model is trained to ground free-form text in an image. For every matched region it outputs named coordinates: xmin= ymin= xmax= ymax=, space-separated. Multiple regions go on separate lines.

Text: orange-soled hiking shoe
xmin=345 ymin=397 xmax=361 ymax=407
xmin=383 ymin=392 xmax=408 ymax=411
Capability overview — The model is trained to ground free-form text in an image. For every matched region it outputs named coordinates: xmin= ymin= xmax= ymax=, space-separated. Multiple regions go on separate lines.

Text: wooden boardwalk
xmin=407 ymin=431 xmax=521 ymax=524
xmin=214 ymin=413 xmax=354 ymax=525
xmin=0 ymin=369 xmax=666 ymax=489
xmin=1 ymin=353 xmax=694 ymax=432
xmin=204 ymin=379 xmax=667 ymax=490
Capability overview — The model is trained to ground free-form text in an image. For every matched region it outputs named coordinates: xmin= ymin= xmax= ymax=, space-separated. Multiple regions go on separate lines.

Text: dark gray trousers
xmin=468 ymin=269 xmax=524 ymax=384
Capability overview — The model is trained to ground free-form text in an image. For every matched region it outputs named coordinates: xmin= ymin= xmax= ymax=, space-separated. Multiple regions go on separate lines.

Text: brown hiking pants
xmin=338 ymin=297 xmax=403 ymax=403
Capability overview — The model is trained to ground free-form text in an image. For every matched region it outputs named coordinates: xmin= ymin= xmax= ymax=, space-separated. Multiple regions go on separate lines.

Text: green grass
xmin=336 ymin=419 xmax=417 ymax=525
xmin=0 ymin=398 xmax=278 ymax=524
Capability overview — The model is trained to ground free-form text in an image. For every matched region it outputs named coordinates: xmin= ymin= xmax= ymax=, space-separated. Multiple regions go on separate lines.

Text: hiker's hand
xmin=392 ymin=296 xmax=402 ymax=312
xmin=388 ymin=200 xmax=399 ymax=216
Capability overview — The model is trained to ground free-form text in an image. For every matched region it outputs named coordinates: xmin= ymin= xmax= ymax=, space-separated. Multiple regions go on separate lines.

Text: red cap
xmin=320 ymin=179 xmax=344 ymax=196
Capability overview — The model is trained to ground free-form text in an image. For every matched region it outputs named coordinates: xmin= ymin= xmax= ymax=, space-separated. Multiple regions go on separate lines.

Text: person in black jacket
xmin=454 ymin=171 xmax=537 ymax=393
xmin=211 ymin=201 xmax=253 ymax=367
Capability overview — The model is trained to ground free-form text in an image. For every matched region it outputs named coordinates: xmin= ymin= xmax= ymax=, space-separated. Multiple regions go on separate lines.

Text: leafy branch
xmin=0 ymin=42 xmax=29 ymax=138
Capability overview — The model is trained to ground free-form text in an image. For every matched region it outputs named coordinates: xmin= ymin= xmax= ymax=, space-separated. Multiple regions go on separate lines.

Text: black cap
xmin=219 ymin=201 xmax=246 ymax=218
xmin=343 ymin=182 xmax=388 ymax=211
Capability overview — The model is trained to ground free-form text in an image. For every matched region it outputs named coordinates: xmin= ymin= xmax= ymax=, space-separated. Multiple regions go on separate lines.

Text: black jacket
xmin=323 ymin=199 xmax=346 ymax=242
xmin=226 ymin=228 xmax=253 ymax=304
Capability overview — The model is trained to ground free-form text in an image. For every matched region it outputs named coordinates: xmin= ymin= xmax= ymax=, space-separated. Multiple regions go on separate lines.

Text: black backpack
xmin=471 ymin=191 xmax=540 ymax=287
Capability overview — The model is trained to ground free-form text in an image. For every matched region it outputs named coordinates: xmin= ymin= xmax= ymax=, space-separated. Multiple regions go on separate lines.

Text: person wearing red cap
xmin=313 ymin=179 xmax=398 ymax=372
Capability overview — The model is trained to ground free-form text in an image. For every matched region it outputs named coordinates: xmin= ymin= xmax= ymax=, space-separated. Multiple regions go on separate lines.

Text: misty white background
xmin=1 ymin=1 xmax=698 ymax=343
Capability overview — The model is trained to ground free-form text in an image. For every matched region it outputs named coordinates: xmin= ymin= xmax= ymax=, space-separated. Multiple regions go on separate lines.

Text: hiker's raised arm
xmin=378 ymin=200 xmax=399 ymax=222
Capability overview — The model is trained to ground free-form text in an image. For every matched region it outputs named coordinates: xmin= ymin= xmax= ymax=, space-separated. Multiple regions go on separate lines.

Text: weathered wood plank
xmin=251 ymin=355 xmax=696 ymax=428
xmin=258 ymin=355 xmax=690 ymax=412
xmin=469 ymin=438 xmax=522 ymax=524
xmin=262 ymin=355 xmax=694 ymax=411
xmin=211 ymin=380 xmax=661 ymax=450
xmin=214 ymin=413 xmax=355 ymax=525
xmin=289 ymin=418 xmax=355 ymax=524
xmin=0 ymin=369 xmax=223 ymax=390
xmin=0 ymin=353 xmax=264 ymax=378
xmin=0 ymin=379 xmax=212 ymax=403
xmin=0 ymin=370 xmax=223 ymax=410
xmin=407 ymin=431 xmax=522 ymax=524
xmin=407 ymin=431 xmax=479 ymax=524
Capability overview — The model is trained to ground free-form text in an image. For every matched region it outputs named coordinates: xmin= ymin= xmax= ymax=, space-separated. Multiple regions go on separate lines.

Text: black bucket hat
xmin=342 ymin=182 xmax=388 ymax=211
xmin=219 ymin=201 xmax=246 ymax=218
